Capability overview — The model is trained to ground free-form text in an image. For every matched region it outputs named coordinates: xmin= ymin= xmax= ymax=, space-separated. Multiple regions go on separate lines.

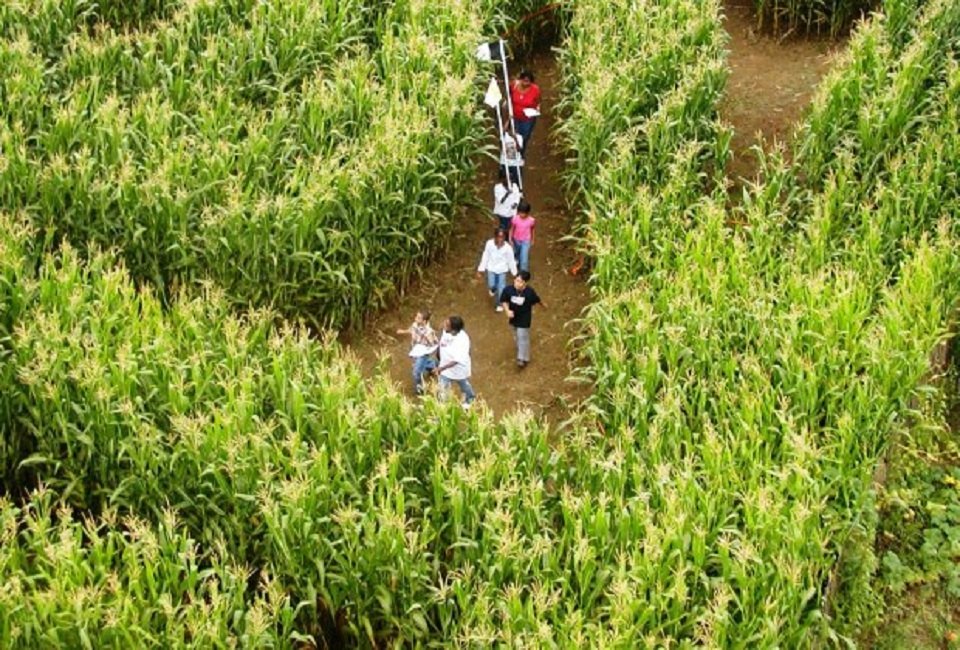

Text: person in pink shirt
xmin=509 ymin=200 xmax=535 ymax=273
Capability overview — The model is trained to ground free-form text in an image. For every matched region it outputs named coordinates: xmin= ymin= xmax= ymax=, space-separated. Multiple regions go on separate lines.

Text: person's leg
xmin=420 ymin=356 xmax=437 ymax=393
xmin=438 ymin=375 xmax=452 ymax=401
xmin=493 ymin=272 xmax=507 ymax=309
xmin=456 ymin=378 xmax=476 ymax=404
xmin=498 ymin=215 xmax=512 ymax=232
xmin=517 ymin=241 xmax=531 ymax=272
xmin=486 ymin=270 xmax=498 ymax=298
xmin=516 ymin=327 xmax=531 ymax=364
xmin=412 ymin=355 xmax=428 ymax=395
xmin=513 ymin=118 xmax=536 ymax=155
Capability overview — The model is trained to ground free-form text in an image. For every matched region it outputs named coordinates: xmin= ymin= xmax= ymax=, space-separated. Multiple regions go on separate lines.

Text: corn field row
xmin=0 ymin=0 xmax=495 ymax=328
xmin=0 ymin=0 xmax=958 ymax=646
xmin=563 ymin=0 xmax=960 ymax=643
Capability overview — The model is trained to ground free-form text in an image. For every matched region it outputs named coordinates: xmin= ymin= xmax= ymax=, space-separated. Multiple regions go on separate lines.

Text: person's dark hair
xmin=517 ymin=200 xmax=531 ymax=214
xmin=418 ymin=309 xmax=431 ymax=322
xmin=519 ymin=70 xmax=535 ymax=83
xmin=518 ymin=270 xmax=531 ymax=282
xmin=494 ymin=228 xmax=507 ymax=238
xmin=448 ymin=315 xmax=464 ymax=333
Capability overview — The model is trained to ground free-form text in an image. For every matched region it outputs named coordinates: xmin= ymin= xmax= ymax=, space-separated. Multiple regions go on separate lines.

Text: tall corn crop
xmin=754 ymin=0 xmax=874 ymax=37
xmin=2 ymin=0 xmax=958 ymax=646
xmin=0 ymin=0 xmax=490 ymax=328
xmin=562 ymin=0 xmax=960 ymax=643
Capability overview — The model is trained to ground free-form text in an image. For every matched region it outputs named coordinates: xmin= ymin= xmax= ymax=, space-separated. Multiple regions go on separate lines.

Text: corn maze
xmin=1 ymin=0 xmax=958 ymax=646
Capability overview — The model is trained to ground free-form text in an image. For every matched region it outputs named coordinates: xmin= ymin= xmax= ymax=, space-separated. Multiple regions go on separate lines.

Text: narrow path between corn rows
xmin=345 ymin=50 xmax=590 ymax=421
xmin=346 ymin=6 xmax=840 ymax=421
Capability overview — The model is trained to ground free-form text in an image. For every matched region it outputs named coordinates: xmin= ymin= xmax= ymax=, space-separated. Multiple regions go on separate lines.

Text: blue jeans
xmin=514 ymin=118 xmax=536 ymax=155
xmin=439 ymin=376 xmax=476 ymax=404
xmin=486 ymin=271 xmax=507 ymax=309
xmin=412 ymin=355 xmax=436 ymax=395
xmin=513 ymin=240 xmax=531 ymax=273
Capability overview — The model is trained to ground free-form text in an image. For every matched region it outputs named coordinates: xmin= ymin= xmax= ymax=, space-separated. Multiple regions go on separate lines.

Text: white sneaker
xmin=495 ymin=305 xmax=504 ymax=312
xmin=462 ymin=401 xmax=472 ymax=411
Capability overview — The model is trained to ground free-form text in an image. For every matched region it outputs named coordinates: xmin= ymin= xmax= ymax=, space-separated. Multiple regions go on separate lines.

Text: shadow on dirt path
xmin=344 ymin=50 xmax=591 ymax=421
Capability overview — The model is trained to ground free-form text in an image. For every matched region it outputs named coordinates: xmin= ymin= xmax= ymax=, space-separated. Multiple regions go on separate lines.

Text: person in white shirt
xmin=476 ymin=228 xmax=517 ymax=311
xmin=492 ymin=168 xmax=521 ymax=232
xmin=433 ymin=315 xmax=476 ymax=408
xmin=500 ymin=131 xmax=524 ymax=186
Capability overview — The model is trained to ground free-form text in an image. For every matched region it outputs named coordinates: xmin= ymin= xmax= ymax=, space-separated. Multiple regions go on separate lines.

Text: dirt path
xmin=345 ymin=51 xmax=590 ymax=420
xmin=345 ymin=6 xmax=842 ymax=421
xmin=720 ymin=0 xmax=842 ymax=184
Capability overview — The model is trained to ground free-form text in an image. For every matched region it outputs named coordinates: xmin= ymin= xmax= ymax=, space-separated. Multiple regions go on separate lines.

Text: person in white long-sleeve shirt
xmin=476 ymin=228 xmax=518 ymax=311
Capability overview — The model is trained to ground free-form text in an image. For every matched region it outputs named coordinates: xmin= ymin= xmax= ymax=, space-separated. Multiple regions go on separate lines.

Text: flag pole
xmin=499 ymin=39 xmax=516 ymax=137
xmin=495 ymin=99 xmax=523 ymax=192
xmin=496 ymin=40 xmax=522 ymax=191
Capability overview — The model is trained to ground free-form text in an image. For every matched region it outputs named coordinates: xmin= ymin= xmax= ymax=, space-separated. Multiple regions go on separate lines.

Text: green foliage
xmin=754 ymin=0 xmax=875 ymax=37
xmin=561 ymin=0 xmax=960 ymax=643
xmin=0 ymin=0 xmax=958 ymax=646
xmin=0 ymin=0 xmax=487 ymax=329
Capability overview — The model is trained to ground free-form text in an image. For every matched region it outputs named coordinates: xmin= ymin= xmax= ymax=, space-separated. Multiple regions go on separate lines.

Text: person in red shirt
xmin=509 ymin=70 xmax=541 ymax=157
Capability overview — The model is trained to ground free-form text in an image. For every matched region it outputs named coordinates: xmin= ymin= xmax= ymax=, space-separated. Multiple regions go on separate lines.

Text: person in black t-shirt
xmin=498 ymin=271 xmax=545 ymax=368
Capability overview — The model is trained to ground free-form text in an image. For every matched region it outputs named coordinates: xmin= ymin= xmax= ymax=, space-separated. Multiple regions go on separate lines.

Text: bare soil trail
xmin=345 ymin=51 xmax=591 ymax=420
xmin=721 ymin=0 xmax=842 ymax=185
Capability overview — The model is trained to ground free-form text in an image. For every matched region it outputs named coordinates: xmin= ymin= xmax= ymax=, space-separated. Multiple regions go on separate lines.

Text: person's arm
xmin=477 ymin=241 xmax=490 ymax=274
xmin=508 ymin=221 xmax=516 ymax=245
xmin=532 ymin=290 xmax=545 ymax=310
xmin=530 ymin=220 xmax=535 ymax=246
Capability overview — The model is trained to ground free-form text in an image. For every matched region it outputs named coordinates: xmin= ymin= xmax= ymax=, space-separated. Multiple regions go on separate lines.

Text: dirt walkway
xmin=721 ymin=0 xmax=842 ymax=184
xmin=345 ymin=51 xmax=590 ymax=420
xmin=345 ymin=6 xmax=842 ymax=421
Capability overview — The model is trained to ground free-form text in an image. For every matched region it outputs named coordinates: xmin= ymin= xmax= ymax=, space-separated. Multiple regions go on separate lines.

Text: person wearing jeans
xmin=476 ymin=228 xmax=517 ymax=311
xmin=509 ymin=200 xmax=536 ymax=273
xmin=499 ymin=271 xmax=544 ymax=368
xmin=434 ymin=316 xmax=476 ymax=407
xmin=396 ymin=309 xmax=438 ymax=396
xmin=411 ymin=353 xmax=436 ymax=395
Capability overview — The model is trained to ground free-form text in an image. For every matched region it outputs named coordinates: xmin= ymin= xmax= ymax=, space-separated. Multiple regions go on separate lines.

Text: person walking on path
xmin=499 ymin=130 xmax=524 ymax=186
xmin=510 ymin=70 xmax=541 ymax=157
xmin=499 ymin=271 xmax=544 ymax=368
xmin=492 ymin=168 xmax=521 ymax=232
xmin=476 ymin=228 xmax=517 ymax=312
xmin=396 ymin=309 xmax=438 ymax=396
xmin=433 ymin=315 xmax=476 ymax=408
xmin=509 ymin=200 xmax=536 ymax=273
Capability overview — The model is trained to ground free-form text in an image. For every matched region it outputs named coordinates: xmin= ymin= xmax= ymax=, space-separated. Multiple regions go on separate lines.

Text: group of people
xmin=395 ymin=70 xmax=545 ymax=408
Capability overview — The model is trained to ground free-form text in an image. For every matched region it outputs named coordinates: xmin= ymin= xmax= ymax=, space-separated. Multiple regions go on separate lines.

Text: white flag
xmin=483 ymin=77 xmax=502 ymax=108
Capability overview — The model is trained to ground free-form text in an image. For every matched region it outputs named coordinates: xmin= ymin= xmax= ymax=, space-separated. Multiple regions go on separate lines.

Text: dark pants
xmin=514 ymin=118 xmax=537 ymax=156
xmin=500 ymin=164 xmax=522 ymax=186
